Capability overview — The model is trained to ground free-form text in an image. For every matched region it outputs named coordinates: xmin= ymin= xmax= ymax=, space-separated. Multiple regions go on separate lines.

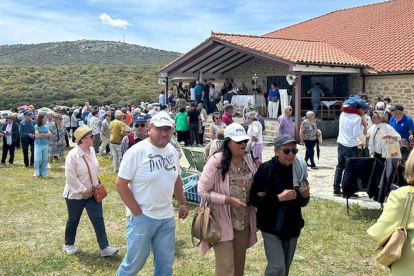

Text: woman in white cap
xmin=198 ymin=123 xmax=257 ymax=276
xmin=62 ymin=125 xmax=118 ymax=257
xmin=300 ymin=111 xmax=319 ymax=169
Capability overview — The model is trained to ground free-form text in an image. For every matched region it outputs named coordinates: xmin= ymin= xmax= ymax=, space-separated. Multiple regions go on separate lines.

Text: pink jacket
xmin=198 ymin=152 xmax=258 ymax=257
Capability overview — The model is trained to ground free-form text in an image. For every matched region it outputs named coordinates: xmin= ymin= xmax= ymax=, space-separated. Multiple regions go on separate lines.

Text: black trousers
xmin=177 ymin=130 xmax=190 ymax=146
xmin=21 ymin=136 xmax=34 ymax=166
xmin=199 ymin=126 xmax=205 ymax=145
xmin=1 ymin=139 xmax=16 ymax=164
xmin=64 ymin=197 xmax=109 ymax=250
xmin=189 ymin=123 xmax=200 ymax=145
xmin=71 ymin=127 xmax=78 ymax=142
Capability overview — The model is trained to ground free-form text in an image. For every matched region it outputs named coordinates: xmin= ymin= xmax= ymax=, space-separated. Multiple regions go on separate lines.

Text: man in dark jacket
xmin=19 ymin=111 xmax=36 ymax=167
xmin=250 ymin=134 xmax=310 ymax=275
xmin=1 ymin=113 xmax=20 ymax=165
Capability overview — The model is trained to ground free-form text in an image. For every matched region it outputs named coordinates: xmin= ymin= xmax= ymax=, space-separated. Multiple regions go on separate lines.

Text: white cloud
xmin=0 ymin=21 xmax=4 ymax=25
xmin=99 ymin=13 xmax=132 ymax=29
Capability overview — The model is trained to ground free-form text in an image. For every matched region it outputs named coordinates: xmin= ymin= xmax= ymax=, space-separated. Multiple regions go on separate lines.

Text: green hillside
xmin=0 ymin=40 xmax=180 ymax=66
xmin=0 ymin=65 xmax=165 ymax=109
xmin=0 ymin=40 xmax=181 ymax=109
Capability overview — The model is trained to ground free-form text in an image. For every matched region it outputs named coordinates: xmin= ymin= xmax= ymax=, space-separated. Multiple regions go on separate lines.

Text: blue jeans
xmin=333 ymin=143 xmax=358 ymax=192
xmin=196 ymin=95 xmax=202 ymax=105
xmin=64 ymin=197 xmax=109 ymax=250
xmin=117 ymin=214 xmax=176 ymax=276
xmin=34 ymin=144 xmax=48 ymax=177
xmin=312 ymin=101 xmax=320 ymax=116
xmin=203 ymin=98 xmax=210 ymax=114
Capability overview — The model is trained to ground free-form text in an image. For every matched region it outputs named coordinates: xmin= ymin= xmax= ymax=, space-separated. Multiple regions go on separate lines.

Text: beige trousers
xmin=213 ymin=227 xmax=250 ymax=276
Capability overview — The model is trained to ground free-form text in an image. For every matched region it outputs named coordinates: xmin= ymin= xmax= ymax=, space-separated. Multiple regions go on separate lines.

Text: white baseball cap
xmin=246 ymin=97 xmax=252 ymax=103
xmin=150 ymin=111 xmax=174 ymax=128
xmin=224 ymin=123 xmax=250 ymax=142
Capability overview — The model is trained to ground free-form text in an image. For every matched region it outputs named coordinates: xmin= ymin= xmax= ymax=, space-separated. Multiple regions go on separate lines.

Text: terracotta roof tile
xmin=212 ymin=32 xmax=368 ymax=67
xmin=264 ymin=0 xmax=414 ymax=73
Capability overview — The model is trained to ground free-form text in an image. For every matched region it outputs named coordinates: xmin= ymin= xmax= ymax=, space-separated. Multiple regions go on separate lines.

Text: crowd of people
xmin=2 ymin=87 xmax=414 ymax=275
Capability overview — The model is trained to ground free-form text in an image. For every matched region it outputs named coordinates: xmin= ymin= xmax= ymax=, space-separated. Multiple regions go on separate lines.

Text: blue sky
xmin=0 ymin=0 xmax=384 ymax=53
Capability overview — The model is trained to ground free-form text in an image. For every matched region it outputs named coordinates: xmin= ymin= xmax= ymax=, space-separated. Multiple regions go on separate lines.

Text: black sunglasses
xmin=135 ymin=123 xmax=146 ymax=128
xmin=282 ymin=148 xmax=299 ymax=155
xmin=235 ymin=139 xmax=249 ymax=144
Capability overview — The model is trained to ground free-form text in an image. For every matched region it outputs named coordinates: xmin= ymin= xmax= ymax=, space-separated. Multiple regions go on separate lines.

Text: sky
xmin=0 ymin=0 xmax=384 ymax=53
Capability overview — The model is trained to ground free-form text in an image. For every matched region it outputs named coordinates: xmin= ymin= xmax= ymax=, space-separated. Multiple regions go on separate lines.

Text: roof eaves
xmin=159 ymin=36 xmax=213 ymax=73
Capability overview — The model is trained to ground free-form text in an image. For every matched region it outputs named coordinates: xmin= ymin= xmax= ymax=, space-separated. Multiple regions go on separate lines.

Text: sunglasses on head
xmin=134 ymin=123 xmax=146 ymax=128
xmin=281 ymin=148 xmax=299 ymax=155
xmin=235 ymin=139 xmax=249 ymax=144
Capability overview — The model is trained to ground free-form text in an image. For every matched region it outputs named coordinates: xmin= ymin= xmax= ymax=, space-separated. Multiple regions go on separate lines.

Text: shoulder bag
xmin=191 ymin=193 xmax=221 ymax=246
xmin=375 ymin=186 xmax=414 ymax=266
xmin=82 ymin=156 xmax=107 ymax=202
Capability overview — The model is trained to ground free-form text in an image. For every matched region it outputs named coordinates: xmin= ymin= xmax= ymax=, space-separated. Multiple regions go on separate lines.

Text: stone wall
xmin=211 ymin=58 xmax=289 ymax=90
xmin=365 ymin=74 xmax=414 ymax=113
xmin=349 ymin=74 xmax=363 ymax=95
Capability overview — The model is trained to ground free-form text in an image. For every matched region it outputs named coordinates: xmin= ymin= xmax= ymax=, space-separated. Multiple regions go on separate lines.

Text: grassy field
xmin=0 ymin=146 xmax=388 ymax=275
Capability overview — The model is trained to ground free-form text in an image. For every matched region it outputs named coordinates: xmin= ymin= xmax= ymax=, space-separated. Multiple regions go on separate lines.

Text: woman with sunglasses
xmin=251 ymin=134 xmax=310 ymax=276
xmin=63 ymin=125 xmax=118 ymax=257
xmin=33 ymin=114 xmax=51 ymax=177
xmin=198 ymin=123 xmax=258 ymax=276
xmin=209 ymin=112 xmax=227 ymax=141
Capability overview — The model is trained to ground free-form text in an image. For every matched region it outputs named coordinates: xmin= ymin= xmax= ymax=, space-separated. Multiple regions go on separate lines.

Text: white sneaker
xmin=101 ymin=246 xmax=119 ymax=257
xmin=59 ymin=165 xmax=66 ymax=169
xmin=33 ymin=173 xmax=39 ymax=177
xmin=47 ymin=164 xmax=51 ymax=169
xmin=63 ymin=245 xmax=78 ymax=254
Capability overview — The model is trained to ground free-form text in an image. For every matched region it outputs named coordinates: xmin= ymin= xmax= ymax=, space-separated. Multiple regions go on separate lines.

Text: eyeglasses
xmin=105 ymin=115 xmax=110 ymax=117
xmin=281 ymin=148 xmax=299 ymax=155
xmin=135 ymin=123 xmax=146 ymax=128
xmin=84 ymin=134 xmax=94 ymax=140
xmin=154 ymin=127 xmax=172 ymax=133
xmin=214 ymin=117 xmax=221 ymax=120
xmin=235 ymin=139 xmax=249 ymax=144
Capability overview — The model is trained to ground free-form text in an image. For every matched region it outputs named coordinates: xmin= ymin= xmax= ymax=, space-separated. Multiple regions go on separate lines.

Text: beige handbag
xmin=376 ymin=187 xmax=413 ymax=266
xmin=191 ymin=194 xmax=221 ymax=246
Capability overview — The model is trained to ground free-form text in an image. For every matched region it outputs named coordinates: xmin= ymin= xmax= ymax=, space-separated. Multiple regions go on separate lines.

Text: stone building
xmin=160 ymin=0 xmax=414 ymax=136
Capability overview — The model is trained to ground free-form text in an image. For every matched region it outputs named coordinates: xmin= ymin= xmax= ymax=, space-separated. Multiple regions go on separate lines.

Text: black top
xmin=187 ymin=108 xmax=200 ymax=124
xmin=250 ymin=156 xmax=309 ymax=239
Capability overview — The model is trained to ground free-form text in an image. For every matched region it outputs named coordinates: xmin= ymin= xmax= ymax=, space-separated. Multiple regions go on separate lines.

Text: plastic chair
xmin=182 ymin=148 xmax=197 ymax=170
xmin=191 ymin=150 xmax=207 ymax=172
xmin=181 ymin=167 xmax=201 ymax=203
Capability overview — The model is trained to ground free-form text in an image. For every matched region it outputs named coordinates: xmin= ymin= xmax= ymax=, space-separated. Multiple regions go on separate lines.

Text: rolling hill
xmin=0 ymin=40 xmax=182 ymax=109
xmin=0 ymin=40 xmax=181 ymax=66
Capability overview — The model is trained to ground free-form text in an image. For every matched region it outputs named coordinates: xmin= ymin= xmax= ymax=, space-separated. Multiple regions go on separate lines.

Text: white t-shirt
xmin=118 ymin=139 xmax=180 ymax=219
xmin=337 ymin=112 xmax=364 ymax=147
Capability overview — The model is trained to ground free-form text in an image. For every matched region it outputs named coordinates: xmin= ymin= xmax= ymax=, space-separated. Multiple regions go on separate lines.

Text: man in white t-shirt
xmin=116 ymin=111 xmax=188 ymax=276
